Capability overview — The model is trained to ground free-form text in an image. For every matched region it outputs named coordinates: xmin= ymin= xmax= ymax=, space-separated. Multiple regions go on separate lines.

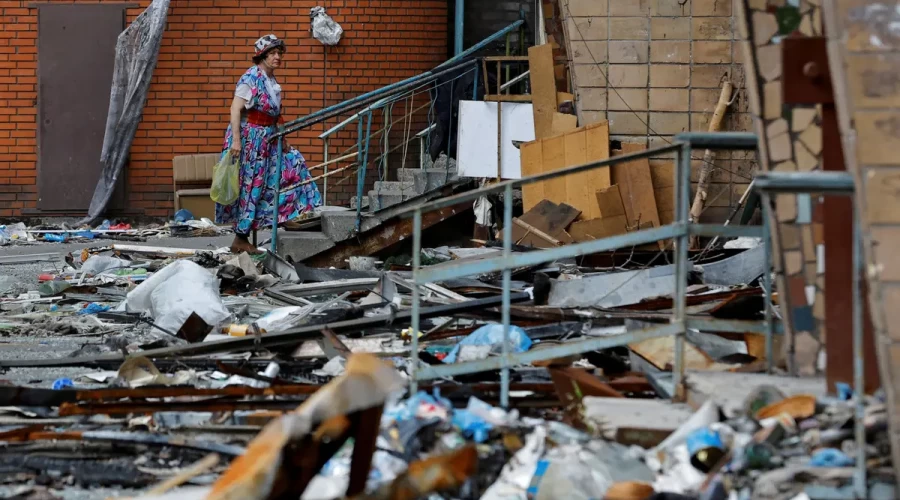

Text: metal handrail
xmin=409 ymin=132 xmax=769 ymax=408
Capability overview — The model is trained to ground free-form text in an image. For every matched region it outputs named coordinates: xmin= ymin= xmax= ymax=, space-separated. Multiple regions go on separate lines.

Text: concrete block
xmin=321 ymin=211 xmax=359 ymax=242
xmin=368 ymin=191 xmax=407 ymax=212
xmin=276 ymin=231 xmax=336 ymax=263
xmin=374 ymin=180 xmax=419 ymax=196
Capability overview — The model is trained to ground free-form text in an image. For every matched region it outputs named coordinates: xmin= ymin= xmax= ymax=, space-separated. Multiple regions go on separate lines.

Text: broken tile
xmin=776 ymin=5 xmax=802 ymax=34
xmin=776 ymin=193 xmax=798 ymax=223
xmin=785 ymin=249 xmax=803 ymax=275
xmin=767 ymin=118 xmax=792 ymax=162
xmin=752 ymin=11 xmax=779 ymax=46
xmin=795 ymin=142 xmax=817 ymax=171
xmin=763 ymin=81 xmax=782 ymax=120
xmin=791 ymin=107 xmax=817 ymax=132
xmin=798 ymin=122 xmax=823 ymax=155
xmin=796 ymin=193 xmax=812 ymax=224
xmin=757 ymin=44 xmax=783 ymax=82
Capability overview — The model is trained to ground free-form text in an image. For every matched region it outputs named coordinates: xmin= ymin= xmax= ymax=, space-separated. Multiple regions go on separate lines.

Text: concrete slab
xmin=582 ymin=397 xmax=696 ymax=436
xmin=548 ymin=265 xmax=677 ymax=308
xmin=686 ymin=371 xmax=827 ymax=418
xmin=276 ymin=231 xmax=336 ymax=262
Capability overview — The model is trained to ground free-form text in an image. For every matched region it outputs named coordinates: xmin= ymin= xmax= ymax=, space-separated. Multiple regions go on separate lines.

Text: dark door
xmin=37 ymin=4 xmax=126 ymax=212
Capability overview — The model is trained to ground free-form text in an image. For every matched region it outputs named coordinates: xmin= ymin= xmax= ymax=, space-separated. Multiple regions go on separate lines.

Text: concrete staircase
xmin=278 ymin=164 xmax=459 ymax=263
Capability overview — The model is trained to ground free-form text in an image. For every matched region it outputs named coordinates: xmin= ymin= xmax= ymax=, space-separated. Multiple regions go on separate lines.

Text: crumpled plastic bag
xmin=81 ymin=255 xmax=132 ymax=275
xmin=310 ymin=6 xmax=343 ymax=46
xmin=443 ymin=324 xmax=532 ymax=364
xmin=210 ymin=151 xmax=239 ymax=205
xmin=125 ymin=260 xmax=231 ymax=335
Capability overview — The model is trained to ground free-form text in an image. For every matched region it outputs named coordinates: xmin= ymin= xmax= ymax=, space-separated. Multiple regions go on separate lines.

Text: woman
xmin=215 ymin=34 xmax=322 ymax=254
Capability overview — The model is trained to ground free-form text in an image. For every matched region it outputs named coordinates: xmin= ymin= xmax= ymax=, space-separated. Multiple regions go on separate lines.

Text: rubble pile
xmin=0 ymin=230 xmax=889 ymax=500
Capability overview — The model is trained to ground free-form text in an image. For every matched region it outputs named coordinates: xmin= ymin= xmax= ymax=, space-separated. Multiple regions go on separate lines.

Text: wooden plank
xmin=611 ymin=143 xmax=663 ymax=249
xmin=568 ymin=217 xmax=628 ymax=242
xmin=564 ymin=128 xmax=593 ymax=217
xmin=585 ymin=122 xmax=611 ymax=219
xmin=513 ymin=218 xmax=562 ymax=246
xmin=528 ymin=44 xmax=558 ymax=140
xmin=542 ymin=135 xmax=568 ymax=207
xmin=549 ymin=112 xmax=577 ymax=136
xmin=520 ymin=140 xmax=544 ymax=212
xmin=511 ymin=199 xmax=581 ymax=248
xmin=649 ymin=159 xmax=675 ymax=225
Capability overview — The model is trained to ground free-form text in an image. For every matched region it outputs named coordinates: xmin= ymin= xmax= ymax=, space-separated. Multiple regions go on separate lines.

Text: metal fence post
xmin=411 ymin=208 xmax=422 ymax=395
xmin=763 ymin=195 xmax=774 ymax=373
xmin=323 ymin=138 xmax=329 ymax=205
xmin=853 ymin=208 xmax=867 ymax=498
xmin=673 ymin=142 xmax=692 ymax=400
xmin=271 ymin=134 xmax=284 ymax=254
xmin=501 ymin=183 xmax=513 ymax=408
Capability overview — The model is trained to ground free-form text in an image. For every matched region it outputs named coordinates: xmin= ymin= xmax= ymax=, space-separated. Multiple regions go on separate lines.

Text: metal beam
xmin=673 ymin=132 xmax=759 ymax=150
xmin=754 ymin=172 xmax=855 ymax=194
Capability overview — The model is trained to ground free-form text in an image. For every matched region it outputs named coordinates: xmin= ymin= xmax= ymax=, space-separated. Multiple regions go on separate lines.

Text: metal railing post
xmin=323 ymin=138 xmax=329 ymax=205
xmin=411 ymin=208 xmax=422 ymax=395
xmin=763 ymin=194 xmax=774 ymax=373
xmin=673 ymin=142 xmax=691 ymax=401
xmin=500 ymin=183 xmax=513 ymax=408
xmin=271 ymin=134 xmax=284 ymax=254
xmin=853 ymin=207 xmax=867 ymax=498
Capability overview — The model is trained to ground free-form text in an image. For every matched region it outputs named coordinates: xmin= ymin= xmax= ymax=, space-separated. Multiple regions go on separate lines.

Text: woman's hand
xmin=230 ymin=136 xmax=242 ymax=159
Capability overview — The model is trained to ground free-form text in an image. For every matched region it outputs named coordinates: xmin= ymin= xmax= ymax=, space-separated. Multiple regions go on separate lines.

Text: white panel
xmin=456 ymin=100 xmax=536 ymax=179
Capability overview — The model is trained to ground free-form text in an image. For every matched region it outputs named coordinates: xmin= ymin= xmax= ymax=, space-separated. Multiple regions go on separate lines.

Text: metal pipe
xmin=500 ymin=183 xmax=512 ymax=408
xmin=411 ymin=209 xmax=422 ymax=395
xmin=673 ymin=143 xmax=691 ymax=400
xmin=323 ymin=138 xmax=329 ymax=204
xmin=754 ymin=172 xmax=855 ymax=194
xmin=280 ymin=58 xmax=479 ymax=139
xmin=674 ymin=132 xmax=759 ymax=150
xmin=500 ymin=70 xmax=530 ymax=91
xmin=271 ymin=134 xmax=284 ymax=254
xmin=763 ymin=198 xmax=774 ymax=373
xmin=689 ymin=224 xmax=763 ymax=239
xmin=437 ymin=19 xmax=524 ymax=69
xmin=853 ymin=209 xmax=867 ymax=498
xmin=454 ymin=0 xmax=464 ymax=55
xmin=357 ymin=111 xmax=374 ymax=231
xmin=416 ymin=224 xmax=686 ymax=284
xmin=415 ymin=323 xmax=683 ymax=381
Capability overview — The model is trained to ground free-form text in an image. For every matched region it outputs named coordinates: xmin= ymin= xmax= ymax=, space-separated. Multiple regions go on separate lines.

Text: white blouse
xmin=235 ymin=71 xmax=282 ymax=110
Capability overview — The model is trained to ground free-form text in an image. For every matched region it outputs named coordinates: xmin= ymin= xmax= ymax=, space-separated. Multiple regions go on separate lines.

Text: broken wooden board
xmin=612 ymin=144 xmax=664 ymax=250
xmin=518 ymin=121 xmax=612 ymax=215
xmin=511 ymin=199 xmax=580 ymax=248
xmin=520 ymin=140 xmax=544 ymax=212
xmin=528 ymin=43 xmax=557 ymax=140
xmin=568 ymin=217 xmax=626 ymax=242
xmin=629 ymin=336 xmax=739 ymax=372
xmin=648 ymin=159 xmax=675 ymax=226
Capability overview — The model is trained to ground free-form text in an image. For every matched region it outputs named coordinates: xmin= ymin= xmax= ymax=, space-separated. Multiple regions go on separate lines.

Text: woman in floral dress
xmin=215 ymin=34 xmax=322 ymax=254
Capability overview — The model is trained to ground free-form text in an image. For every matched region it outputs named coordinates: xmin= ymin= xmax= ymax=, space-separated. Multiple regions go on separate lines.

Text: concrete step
xmin=350 ymin=195 xmax=369 ymax=211
xmin=321 ymin=211 xmax=383 ymax=242
xmin=276 ymin=231 xmax=336 ymax=263
xmin=374 ymin=180 xmax=420 ymax=196
xmin=398 ymin=168 xmax=457 ymax=193
xmin=368 ymin=190 xmax=412 ymax=212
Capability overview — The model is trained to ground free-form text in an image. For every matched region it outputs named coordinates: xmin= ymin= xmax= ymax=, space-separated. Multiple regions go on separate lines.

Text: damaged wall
xmin=0 ymin=0 xmax=449 ymax=217
xmin=562 ymin=0 xmax=756 ymax=223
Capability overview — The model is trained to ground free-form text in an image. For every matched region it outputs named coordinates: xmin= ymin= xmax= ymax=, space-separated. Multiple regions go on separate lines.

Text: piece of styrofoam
xmin=456 ymin=100 xmax=535 ymax=179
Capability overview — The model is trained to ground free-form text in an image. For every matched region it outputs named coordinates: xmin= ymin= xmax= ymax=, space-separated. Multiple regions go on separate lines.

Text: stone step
xmin=374 ymin=180 xmax=420 ymax=195
xmin=321 ymin=211 xmax=383 ymax=242
xmin=350 ymin=195 xmax=369 ymax=211
xmin=368 ymin=190 xmax=412 ymax=212
xmin=398 ymin=168 xmax=457 ymax=193
xmin=276 ymin=231 xmax=336 ymax=263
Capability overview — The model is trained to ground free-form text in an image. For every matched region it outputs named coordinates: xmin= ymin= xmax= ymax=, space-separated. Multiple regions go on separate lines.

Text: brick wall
xmin=0 ymin=0 xmax=449 ymax=217
xmin=562 ymin=0 xmax=755 ymax=223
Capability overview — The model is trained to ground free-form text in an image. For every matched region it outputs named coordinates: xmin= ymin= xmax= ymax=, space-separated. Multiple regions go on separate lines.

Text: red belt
xmin=246 ymin=110 xmax=283 ymax=127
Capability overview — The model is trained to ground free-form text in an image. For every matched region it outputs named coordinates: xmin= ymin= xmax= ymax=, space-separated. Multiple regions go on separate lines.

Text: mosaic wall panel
xmin=822 ymin=0 xmax=900 ymax=476
xmin=735 ymin=0 xmax=826 ymax=374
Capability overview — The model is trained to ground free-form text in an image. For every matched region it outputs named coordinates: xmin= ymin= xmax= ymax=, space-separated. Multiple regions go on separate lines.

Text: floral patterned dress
xmin=215 ymin=66 xmax=321 ymax=235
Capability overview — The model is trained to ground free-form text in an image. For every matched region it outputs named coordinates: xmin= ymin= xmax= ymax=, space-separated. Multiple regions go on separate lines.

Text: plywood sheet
xmin=542 ymin=135 xmax=568 ymax=206
xmin=612 ymin=143 xmax=663 ymax=249
xmin=564 ymin=128 xmax=592 ymax=218
xmin=520 ymin=140 xmax=544 ymax=212
xmin=512 ymin=199 xmax=580 ymax=248
xmin=528 ymin=43 xmax=557 ymax=140
xmin=585 ymin=121 xmax=612 ymax=219
xmin=457 ymin=101 xmax=535 ymax=179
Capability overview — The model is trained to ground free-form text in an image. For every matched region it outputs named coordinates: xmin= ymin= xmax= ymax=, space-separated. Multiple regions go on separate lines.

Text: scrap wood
xmin=1 ymin=429 xmax=244 ymax=456
xmin=611 ymin=144 xmax=664 ymax=250
xmin=689 ymin=78 xmax=734 ymax=249
xmin=0 ymin=293 xmax=530 ymax=367
xmin=349 ymin=445 xmax=478 ymax=500
xmin=206 ymin=354 xmax=403 ymax=500
xmin=510 ymin=199 xmax=580 ymax=247
xmin=513 ymin=218 xmax=562 ymax=246
xmin=628 ymin=336 xmax=738 ymax=372
xmin=134 ymin=454 xmax=220 ymax=499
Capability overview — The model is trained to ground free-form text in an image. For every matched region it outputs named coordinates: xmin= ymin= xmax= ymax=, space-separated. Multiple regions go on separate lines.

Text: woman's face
xmin=263 ymin=48 xmax=284 ymax=69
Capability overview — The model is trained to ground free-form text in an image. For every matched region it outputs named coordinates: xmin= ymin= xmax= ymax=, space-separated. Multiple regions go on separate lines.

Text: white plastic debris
xmin=81 ymin=255 xmax=133 ymax=275
xmin=313 ymin=356 xmax=347 ymax=377
xmin=310 ymin=6 xmax=343 ymax=45
xmin=723 ymin=236 xmax=762 ymax=249
xmin=125 ymin=260 xmax=231 ymax=335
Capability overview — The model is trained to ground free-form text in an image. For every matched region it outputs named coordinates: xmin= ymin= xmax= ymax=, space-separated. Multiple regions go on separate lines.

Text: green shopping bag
xmin=210 ymin=151 xmax=240 ymax=205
